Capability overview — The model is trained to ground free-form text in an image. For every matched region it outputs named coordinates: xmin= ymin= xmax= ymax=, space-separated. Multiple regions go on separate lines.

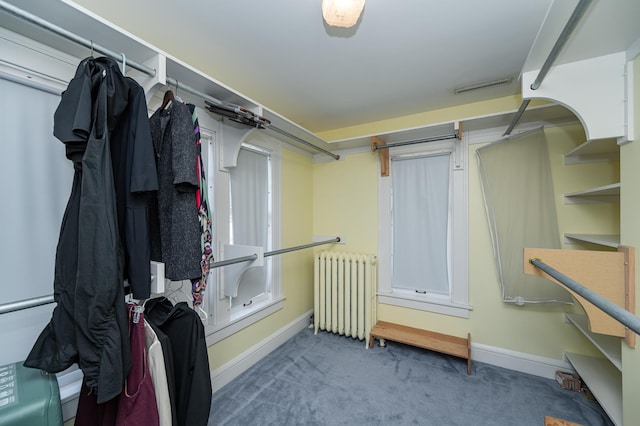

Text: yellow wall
xmin=621 ymin=54 xmax=640 ymax=426
xmin=312 ymin=111 xmax=616 ymax=361
xmin=207 ymin=148 xmax=315 ymax=371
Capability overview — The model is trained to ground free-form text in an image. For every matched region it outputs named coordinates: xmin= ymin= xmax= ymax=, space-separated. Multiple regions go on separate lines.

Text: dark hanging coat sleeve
xmin=124 ymin=81 xmax=158 ymax=299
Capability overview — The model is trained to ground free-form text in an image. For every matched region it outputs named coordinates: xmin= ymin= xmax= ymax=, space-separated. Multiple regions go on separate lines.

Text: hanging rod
xmin=0 ymin=1 xmax=340 ymax=161
xmin=0 ymin=0 xmax=155 ymax=77
xmin=210 ymin=237 xmax=341 ymax=269
xmin=503 ymin=0 xmax=593 ymax=136
xmin=0 ymin=295 xmax=55 ymax=315
xmin=266 ymin=126 xmax=340 ymax=160
xmin=372 ymin=133 xmax=459 ymax=151
xmin=529 ymin=257 xmax=640 ymax=336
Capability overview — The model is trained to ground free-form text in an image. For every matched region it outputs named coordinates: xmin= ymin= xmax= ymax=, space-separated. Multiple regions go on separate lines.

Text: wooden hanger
xmin=160 ymin=89 xmax=175 ymax=112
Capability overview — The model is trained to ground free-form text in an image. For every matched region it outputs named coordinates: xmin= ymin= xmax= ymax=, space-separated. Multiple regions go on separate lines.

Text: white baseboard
xmin=471 ymin=342 xmax=574 ymax=380
xmin=210 ymin=310 xmax=313 ymax=393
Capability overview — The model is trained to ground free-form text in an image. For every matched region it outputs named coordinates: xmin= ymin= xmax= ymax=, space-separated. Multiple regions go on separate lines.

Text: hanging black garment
xmin=148 ymin=102 xmax=201 ymax=281
xmin=111 ymin=77 xmax=159 ymax=299
xmin=24 ymin=57 xmax=131 ymax=404
xmin=144 ymin=298 xmax=212 ymax=426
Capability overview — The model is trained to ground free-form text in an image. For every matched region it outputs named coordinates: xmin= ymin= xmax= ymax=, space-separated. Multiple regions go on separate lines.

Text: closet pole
xmin=0 ymin=295 xmax=55 ymax=315
xmin=210 ymin=237 xmax=342 ymax=270
xmin=0 ymin=0 xmax=155 ymax=77
xmin=0 ymin=0 xmax=340 ymax=161
xmin=503 ymin=0 xmax=593 ymax=136
xmin=371 ymin=133 xmax=459 ymax=151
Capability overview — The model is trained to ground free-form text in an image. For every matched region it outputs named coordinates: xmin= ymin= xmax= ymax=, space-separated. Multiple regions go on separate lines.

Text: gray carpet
xmin=210 ymin=326 xmax=613 ymax=425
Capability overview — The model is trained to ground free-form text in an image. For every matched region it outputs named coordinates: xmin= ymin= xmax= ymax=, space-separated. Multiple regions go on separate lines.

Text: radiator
xmin=314 ymin=251 xmax=377 ymax=348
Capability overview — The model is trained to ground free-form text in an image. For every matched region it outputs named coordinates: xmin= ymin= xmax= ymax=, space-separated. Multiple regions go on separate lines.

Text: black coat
xmin=24 ymin=57 xmax=156 ymax=404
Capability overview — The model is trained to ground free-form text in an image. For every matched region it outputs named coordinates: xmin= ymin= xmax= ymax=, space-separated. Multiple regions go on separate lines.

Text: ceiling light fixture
xmin=322 ymin=0 xmax=365 ymax=28
xmin=453 ymin=77 xmax=514 ymax=95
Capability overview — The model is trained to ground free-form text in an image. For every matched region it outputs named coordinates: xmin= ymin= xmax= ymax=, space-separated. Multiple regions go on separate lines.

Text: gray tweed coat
xmin=149 ymin=101 xmax=202 ymax=281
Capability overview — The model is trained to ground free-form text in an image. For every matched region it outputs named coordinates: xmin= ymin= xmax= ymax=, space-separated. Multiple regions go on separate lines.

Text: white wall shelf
xmin=565 ymin=314 xmax=621 ymax=370
xmin=564 ymin=138 xmax=619 ymax=165
xmin=563 ymin=183 xmax=620 ymax=204
xmin=565 ymin=352 xmax=622 ymax=426
xmin=563 ymin=234 xmax=620 ymax=248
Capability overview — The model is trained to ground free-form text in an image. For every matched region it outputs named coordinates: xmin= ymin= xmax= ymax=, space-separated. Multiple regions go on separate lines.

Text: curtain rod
xmin=503 ymin=0 xmax=593 ymax=136
xmin=210 ymin=237 xmax=341 ymax=269
xmin=372 ymin=133 xmax=459 ymax=151
xmin=0 ymin=0 xmax=339 ymax=161
xmin=529 ymin=257 xmax=640 ymax=336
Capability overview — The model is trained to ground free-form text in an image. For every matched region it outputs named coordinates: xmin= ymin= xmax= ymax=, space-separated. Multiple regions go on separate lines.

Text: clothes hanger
xmin=160 ymin=89 xmax=175 ymax=112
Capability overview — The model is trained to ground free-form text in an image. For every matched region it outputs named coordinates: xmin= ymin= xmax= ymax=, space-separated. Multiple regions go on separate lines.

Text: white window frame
xmin=377 ymin=136 xmax=471 ymax=318
xmin=204 ymin=126 xmax=283 ymax=345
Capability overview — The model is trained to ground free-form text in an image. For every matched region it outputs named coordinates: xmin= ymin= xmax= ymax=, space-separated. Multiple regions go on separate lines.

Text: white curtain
xmin=229 ymin=147 xmax=269 ymax=306
xmin=392 ymin=153 xmax=450 ymax=295
xmin=476 ymin=128 xmax=571 ymax=304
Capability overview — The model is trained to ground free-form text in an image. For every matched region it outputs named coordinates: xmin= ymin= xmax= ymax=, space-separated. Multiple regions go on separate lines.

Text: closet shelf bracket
xmin=523 ymin=246 xmax=636 ymax=348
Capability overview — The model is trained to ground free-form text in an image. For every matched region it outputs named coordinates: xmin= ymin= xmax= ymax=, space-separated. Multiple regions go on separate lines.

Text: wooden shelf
xmin=565 ymin=314 xmax=621 ymax=371
xmin=563 ymin=234 xmax=620 ymax=248
xmin=565 ymin=352 xmax=621 ymax=426
xmin=564 ymin=138 xmax=619 ymax=165
xmin=564 ymin=183 xmax=620 ymax=204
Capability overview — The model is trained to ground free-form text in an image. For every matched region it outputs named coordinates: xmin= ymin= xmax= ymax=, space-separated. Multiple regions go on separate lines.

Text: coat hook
xmin=90 ymin=40 xmax=94 ymax=57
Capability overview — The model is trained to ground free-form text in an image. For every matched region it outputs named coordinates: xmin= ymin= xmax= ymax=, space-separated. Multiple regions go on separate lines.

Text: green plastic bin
xmin=0 ymin=362 xmax=62 ymax=426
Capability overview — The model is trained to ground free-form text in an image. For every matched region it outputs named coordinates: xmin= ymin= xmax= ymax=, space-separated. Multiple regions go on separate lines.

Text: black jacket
xmin=24 ymin=57 xmax=156 ymax=404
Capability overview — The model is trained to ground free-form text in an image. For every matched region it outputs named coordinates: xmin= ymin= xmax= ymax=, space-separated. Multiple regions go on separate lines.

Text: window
xmin=378 ymin=136 xmax=470 ymax=318
xmin=206 ymin=130 xmax=283 ymax=343
xmin=228 ymin=145 xmax=273 ymax=315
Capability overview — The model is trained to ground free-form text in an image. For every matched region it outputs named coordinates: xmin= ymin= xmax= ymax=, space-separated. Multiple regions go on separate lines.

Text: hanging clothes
xmin=144 ymin=297 xmax=212 ymax=426
xmin=115 ymin=304 xmax=159 ymax=426
xmin=24 ymin=57 xmax=133 ymax=404
xmin=111 ymin=77 xmax=159 ymax=300
xmin=188 ymin=103 xmax=213 ymax=306
xmin=144 ymin=319 xmax=172 ymax=426
xmin=148 ymin=101 xmax=201 ymax=281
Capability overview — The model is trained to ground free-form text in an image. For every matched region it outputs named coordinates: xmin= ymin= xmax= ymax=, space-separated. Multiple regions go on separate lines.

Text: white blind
xmin=0 ymin=77 xmax=72 ymax=365
xmin=391 ymin=153 xmax=450 ymax=295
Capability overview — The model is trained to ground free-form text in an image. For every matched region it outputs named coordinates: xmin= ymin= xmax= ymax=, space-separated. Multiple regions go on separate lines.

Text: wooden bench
xmin=369 ymin=321 xmax=472 ymax=375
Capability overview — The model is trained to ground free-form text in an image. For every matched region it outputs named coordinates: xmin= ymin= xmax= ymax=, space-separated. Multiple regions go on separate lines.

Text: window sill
xmin=377 ymin=292 xmax=472 ymax=319
xmin=205 ymin=297 xmax=286 ymax=346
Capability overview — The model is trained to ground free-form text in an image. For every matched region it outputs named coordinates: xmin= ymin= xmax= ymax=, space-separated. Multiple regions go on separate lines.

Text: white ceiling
xmin=2 ymin=0 xmax=640 ymax=140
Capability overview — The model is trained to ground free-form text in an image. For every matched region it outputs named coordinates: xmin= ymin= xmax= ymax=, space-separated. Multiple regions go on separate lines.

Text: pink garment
xmin=116 ymin=304 xmax=159 ymax=426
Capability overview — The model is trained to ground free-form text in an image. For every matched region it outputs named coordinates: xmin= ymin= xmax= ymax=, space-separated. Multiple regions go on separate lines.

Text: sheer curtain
xmin=476 ymin=128 xmax=571 ymax=304
xmin=392 ymin=153 xmax=450 ymax=295
xmin=229 ymin=147 xmax=270 ymax=307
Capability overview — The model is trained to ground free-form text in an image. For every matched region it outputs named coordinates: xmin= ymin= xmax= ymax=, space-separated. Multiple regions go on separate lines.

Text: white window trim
xmin=377 ymin=137 xmax=471 ymax=318
xmin=205 ymin=122 xmax=283 ymax=339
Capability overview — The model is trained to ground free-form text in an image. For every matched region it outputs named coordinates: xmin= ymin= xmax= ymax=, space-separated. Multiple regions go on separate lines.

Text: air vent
xmin=453 ymin=77 xmax=513 ymax=94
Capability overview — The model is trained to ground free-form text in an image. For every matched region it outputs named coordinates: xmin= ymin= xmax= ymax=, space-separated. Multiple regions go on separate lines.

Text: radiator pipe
xmin=529 ymin=257 xmax=640 ymax=336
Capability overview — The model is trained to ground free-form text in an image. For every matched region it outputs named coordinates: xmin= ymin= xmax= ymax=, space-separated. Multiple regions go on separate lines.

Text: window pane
xmin=229 ymin=148 xmax=270 ymax=306
xmin=392 ymin=154 xmax=450 ymax=295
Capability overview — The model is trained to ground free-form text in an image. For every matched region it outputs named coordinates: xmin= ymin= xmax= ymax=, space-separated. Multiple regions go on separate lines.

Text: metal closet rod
xmin=0 ymin=0 xmax=339 ymax=161
xmin=503 ymin=0 xmax=593 ymax=136
xmin=0 ymin=237 xmax=341 ymax=315
xmin=210 ymin=237 xmax=341 ymax=269
xmin=372 ymin=133 xmax=459 ymax=151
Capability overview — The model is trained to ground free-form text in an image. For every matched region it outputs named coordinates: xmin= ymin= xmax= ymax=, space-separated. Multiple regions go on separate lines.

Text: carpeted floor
xmin=209 ymin=326 xmax=613 ymax=426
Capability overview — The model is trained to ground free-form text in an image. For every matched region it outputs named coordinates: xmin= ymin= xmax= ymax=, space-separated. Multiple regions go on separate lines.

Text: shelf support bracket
xmin=371 ymin=136 xmax=389 ymax=177
xmin=524 ymin=246 xmax=636 ymax=348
